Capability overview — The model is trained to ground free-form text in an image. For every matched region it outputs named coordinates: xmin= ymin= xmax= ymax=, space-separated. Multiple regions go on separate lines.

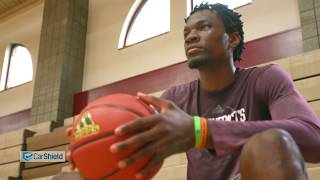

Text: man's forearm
xmin=206 ymin=118 xmax=320 ymax=162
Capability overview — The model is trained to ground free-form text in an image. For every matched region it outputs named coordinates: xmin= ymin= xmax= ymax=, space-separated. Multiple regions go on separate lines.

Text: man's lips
xmin=187 ymin=47 xmax=203 ymax=56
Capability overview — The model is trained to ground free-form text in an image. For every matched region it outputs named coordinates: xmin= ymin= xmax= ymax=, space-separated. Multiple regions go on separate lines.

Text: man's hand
xmin=109 ymin=92 xmax=195 ymax=179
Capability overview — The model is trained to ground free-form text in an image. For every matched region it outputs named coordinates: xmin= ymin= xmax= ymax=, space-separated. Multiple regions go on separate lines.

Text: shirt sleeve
xmin=160 ymin=86 xmax=175 ymax=101
xmin=208 ymin=65 xmax=320 ymax=162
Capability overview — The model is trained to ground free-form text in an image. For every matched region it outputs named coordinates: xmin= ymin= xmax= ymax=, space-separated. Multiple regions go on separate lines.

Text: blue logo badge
xmin=22 ymin=152 xmax=33 ymax=161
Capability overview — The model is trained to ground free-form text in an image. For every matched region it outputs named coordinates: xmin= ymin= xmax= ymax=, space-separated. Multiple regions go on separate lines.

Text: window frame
xmin=0 ymin=43 xmax=33 ymax=91
xmin=118 ymin=0 xmax=145 ymax=49
xmin=118 ymin=0 xmax=170 ymax=49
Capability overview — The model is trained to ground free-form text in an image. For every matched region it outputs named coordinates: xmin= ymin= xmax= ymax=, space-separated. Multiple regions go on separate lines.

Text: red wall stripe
xmin=238 ymin=28 xmax=303 ymax=67
xmin=0 ymin=109 xmax=30 ymax=134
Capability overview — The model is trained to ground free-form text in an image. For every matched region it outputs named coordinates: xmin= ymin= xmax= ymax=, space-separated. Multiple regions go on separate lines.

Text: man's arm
xmin=207 ymin=65 xmax=320 ymax=162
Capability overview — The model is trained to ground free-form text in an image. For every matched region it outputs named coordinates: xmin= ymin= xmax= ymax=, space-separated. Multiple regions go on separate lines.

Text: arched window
xmin=187 ymin=0 xmax=252 ymax=15
xmin=0 ymin=44 xmax=33 ymax=91
xmin=118 ymin=0 xmax=170 ymax=48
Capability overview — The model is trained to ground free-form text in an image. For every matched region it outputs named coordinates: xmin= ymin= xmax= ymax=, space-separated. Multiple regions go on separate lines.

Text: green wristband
xmin=194 ymin=116 xmax=201 ymax=148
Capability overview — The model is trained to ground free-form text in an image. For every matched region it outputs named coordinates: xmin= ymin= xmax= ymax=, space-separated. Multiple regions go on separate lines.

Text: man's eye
xmin=184 ymin=31 xmax=189 ymax=38
xmin=201 ymin=24 xmax=211 ymax=30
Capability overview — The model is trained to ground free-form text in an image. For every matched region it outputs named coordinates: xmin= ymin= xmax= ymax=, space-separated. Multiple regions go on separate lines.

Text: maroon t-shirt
xmin=161 ymin=64 xmax=320 ymax=180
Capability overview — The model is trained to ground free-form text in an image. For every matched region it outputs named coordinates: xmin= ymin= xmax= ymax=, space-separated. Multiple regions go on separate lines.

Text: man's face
xmin=184 ymin=10 xmax=231 ymax=69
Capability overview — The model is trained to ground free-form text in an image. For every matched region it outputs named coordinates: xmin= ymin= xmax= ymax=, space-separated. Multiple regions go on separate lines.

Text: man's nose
xmin=185 ymin=30 xmax=200 ymax=44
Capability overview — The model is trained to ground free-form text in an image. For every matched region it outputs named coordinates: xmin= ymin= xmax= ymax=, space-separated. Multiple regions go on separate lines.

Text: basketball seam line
xmin=70 ymin=131 xmax=114 ymax=151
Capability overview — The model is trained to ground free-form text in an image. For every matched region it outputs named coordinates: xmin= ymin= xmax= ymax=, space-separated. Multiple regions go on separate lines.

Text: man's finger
xmin=117 ymin=139 xmax=161 ymax=168
xmin=111 ymin=125 xmax=164 ymax=153
xmin=114 ymin=114 xmax=160 ymax=136
xmin=136 ymin=147 xmax=171 ymax=179
xmin=137 ymin=92 xmax=170 ymax=111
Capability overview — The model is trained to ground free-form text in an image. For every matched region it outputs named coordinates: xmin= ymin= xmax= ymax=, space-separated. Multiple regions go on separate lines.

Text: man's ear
xmin=228 ymin=32 xmax=240 ymax=49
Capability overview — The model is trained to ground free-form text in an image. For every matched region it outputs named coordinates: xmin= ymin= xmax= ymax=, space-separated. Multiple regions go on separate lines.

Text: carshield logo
xmin=20 ymin=151 xmax=65 ymax=162
xmin=22 ymin=152 xmax=33 ymax=161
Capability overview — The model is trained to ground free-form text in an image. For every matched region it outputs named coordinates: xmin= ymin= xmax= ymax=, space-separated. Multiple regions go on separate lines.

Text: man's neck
xmin=198 ymin=61 xmax=236 ymax=92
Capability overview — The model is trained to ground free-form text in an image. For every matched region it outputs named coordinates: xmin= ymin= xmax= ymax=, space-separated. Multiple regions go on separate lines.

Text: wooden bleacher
xmin=22 ymin=126 xmax=70 ymax=179
xmin=0 ymin=121 xmax=61 ymax=179
xmin=0 ymin=49 xmax=320 ymax=179
xmin=0 ymin=129 xmax=35 ymax=179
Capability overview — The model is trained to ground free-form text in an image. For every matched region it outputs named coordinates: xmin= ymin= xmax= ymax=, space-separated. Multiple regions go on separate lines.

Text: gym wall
xmin=0 ymin=0 xmax=301 ymax=119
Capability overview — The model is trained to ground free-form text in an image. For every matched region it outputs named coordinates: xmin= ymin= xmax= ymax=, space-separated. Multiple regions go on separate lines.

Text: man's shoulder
xmin=239 ymin=64 xmax=285 ymax=80
xmin=241 ymin=64 xmax=277 ymax=74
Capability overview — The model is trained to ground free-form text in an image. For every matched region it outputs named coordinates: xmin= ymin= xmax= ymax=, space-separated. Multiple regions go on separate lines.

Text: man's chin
xmin=188 ymin=57 xmax=209 ymax=69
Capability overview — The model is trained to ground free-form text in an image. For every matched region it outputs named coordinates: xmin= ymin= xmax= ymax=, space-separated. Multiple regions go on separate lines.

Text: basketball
xmin=66 ymin=93 xmax=162 ymax=180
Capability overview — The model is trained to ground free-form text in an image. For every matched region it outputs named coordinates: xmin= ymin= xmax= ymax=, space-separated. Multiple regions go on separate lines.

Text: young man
xmin=110 ymin=3 xmax=320 ymax=180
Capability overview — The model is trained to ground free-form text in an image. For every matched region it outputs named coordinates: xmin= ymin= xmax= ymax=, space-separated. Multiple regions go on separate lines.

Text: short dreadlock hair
xmin=185 ymin=3 xmax=245 ymax=61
